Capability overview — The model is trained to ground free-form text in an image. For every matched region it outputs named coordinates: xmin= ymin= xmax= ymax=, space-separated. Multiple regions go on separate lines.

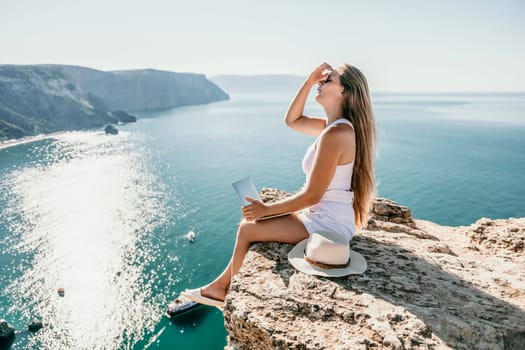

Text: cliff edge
xmin=223 ymin=189 xmax=525 ymax=350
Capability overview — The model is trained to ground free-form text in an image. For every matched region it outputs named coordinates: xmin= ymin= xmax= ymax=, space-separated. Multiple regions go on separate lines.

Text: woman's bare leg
xmin=201 ymin=213 xmax=309 ymax=301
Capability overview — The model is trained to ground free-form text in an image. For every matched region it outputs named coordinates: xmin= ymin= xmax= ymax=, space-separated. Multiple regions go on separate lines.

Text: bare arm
xmin=284 ymin=63 xmax=333 ymax=137
xmin=242 ymin=128 xmax=345 ymax=220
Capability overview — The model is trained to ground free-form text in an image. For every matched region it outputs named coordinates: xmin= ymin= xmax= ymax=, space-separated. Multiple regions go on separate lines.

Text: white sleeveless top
xmin=301 ymin=118 xmax=354 ymax=204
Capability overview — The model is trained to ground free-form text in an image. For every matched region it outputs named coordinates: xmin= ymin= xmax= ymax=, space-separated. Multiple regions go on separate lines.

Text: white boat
xmin=186 ymin=230 xmax=196 ymax=242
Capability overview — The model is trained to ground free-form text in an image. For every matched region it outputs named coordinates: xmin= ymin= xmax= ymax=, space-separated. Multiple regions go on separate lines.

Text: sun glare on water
xmin=1 ymin=131 xmax=168 ymax=349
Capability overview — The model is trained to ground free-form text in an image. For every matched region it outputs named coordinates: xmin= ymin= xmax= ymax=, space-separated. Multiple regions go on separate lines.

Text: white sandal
xmin=181 ymin=288 xmax=224 ymax=308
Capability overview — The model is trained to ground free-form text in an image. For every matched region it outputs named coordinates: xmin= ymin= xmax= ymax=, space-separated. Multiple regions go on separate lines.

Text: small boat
xmin=186 ymin=230 xmax=196 ymax=242
xmin=165 ymin=296 xmax=200 ymax=317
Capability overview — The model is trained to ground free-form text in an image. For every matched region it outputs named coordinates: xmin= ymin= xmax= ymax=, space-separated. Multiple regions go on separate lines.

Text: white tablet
xmin=232 ymin=176 xmax=291 ymax=221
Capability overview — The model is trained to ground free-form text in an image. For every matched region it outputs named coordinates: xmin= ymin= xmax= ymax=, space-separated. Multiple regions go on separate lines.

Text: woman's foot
xmin=181 ymin=286 xmax=225 ymax=308
xmin=201 ymin=283 xmax=228 ymax=302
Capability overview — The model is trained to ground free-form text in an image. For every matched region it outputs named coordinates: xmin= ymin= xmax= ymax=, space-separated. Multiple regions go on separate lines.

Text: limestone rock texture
xmin=223 ymin=189 xmax=525 ymax=350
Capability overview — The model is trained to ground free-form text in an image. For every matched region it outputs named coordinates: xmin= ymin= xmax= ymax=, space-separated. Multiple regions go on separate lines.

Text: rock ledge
xmin=223 ymin=190 xmax=525 ymax=350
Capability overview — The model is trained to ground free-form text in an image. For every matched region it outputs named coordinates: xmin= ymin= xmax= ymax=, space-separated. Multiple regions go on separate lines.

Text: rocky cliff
xmin=223 ymin=189 xmax=525 ymax=350
xmin=59 ymin=65 xmax=229 ymax=111
xmin=0 ymin=65 xmax=112 ymax=140
xmin=0 ymin=65 xmax=229 ymax=141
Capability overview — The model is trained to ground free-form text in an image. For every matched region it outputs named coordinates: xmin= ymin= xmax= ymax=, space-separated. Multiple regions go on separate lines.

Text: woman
xmin=183 ymin=63 xmax=376 ymax=307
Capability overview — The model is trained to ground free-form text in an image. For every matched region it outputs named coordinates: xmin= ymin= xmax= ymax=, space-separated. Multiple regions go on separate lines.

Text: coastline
xmin=0 ymin=131 xmax=68 ymax=151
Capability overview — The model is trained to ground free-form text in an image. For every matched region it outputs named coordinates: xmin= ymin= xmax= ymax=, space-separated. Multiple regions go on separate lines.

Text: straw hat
xmin=287 ymin=231 xmax=367 ymax=277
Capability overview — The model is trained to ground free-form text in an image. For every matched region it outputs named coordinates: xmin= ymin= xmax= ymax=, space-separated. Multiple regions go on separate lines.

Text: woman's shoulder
xmin=317 ymin=123 xmax=354 ymax=149
xmin=322 ymin=122 xmax=354 ymax=139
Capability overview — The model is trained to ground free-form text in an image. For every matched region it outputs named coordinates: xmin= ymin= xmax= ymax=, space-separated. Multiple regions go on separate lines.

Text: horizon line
xmin=1 ymin=63 xmax=524 ymax=94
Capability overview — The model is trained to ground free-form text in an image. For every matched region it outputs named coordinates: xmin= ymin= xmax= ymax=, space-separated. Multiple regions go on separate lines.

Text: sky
xmin=0 ymin=0 xmax=524 ymax=91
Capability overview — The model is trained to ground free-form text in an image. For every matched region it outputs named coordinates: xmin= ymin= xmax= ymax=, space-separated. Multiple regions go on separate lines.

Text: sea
xmin=0 ymin=87 xmax=524 ymax=349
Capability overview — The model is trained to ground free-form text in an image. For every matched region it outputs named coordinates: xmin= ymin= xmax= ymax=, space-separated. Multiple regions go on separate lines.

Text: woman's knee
xmin=237 ymin=219 xmax=257 ymax=243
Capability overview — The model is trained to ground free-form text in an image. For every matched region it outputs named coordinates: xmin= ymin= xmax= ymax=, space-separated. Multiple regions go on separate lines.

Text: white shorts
xmin=297 ymin=200 xmax=355 ymax=242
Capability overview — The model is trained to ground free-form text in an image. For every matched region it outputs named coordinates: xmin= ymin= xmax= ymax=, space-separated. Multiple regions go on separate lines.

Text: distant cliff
xmin=0 ymin=65 xmax=229 ymax=141
xmin=224 ymin=189 xmax=525 ymax=350
xmin=210 ymin=74 xmax=306 ymax=100
xmin=211 ymin=74 xmax=305 ymax=94
xmin=58 ymin=65 xmax=229 ymax=111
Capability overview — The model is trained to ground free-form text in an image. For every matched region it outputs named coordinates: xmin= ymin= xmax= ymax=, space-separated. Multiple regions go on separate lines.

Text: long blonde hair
xmin=339 ymin=64 xmax=377 ymax=228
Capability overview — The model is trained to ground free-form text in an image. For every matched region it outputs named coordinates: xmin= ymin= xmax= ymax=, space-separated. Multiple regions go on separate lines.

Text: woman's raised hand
xmin=307 ymin=63 xmax=333 ymax=86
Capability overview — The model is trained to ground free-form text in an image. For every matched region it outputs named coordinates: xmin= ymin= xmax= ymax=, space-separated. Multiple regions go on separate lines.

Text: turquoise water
xmin=0 ymin=90 xmax=524 ymax=349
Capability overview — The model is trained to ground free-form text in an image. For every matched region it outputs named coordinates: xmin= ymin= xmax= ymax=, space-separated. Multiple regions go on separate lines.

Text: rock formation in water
xmin=223 ymin=189 xmax=525 ymax=350
xmin=0 ymin=65 xmax=229 ymax=141
xmin=104 ymin=124 xmax=119 ymax=135
xmin=109 ymin=110 xmax=137 ymax=123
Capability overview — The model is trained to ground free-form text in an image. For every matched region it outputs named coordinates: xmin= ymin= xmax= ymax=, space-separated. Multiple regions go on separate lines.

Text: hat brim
xmin=287 ymin=238 xmax=367 ymax=277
